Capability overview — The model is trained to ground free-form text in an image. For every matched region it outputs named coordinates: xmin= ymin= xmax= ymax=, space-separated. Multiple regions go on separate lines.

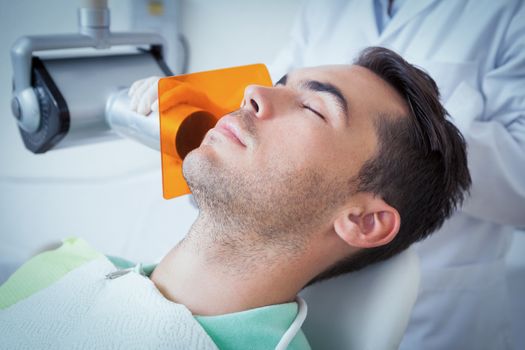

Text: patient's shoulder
xmin=0 ymin=237 xmax=104 ymax=310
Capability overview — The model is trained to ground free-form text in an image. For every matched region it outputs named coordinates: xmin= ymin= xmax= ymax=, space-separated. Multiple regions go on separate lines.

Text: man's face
xmin=183 ymin=65 xmax=407 ymax=245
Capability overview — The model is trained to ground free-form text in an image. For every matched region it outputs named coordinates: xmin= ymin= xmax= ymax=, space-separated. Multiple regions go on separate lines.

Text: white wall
xmin=0 ymin=0 xmax=302 ymax=282
xmin=179 ymin=0 xmax=302 ymax=72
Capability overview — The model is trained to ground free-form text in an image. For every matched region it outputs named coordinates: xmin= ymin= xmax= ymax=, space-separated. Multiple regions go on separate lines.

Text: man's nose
xmin=242 ymin=85 xmax=274 ymax=119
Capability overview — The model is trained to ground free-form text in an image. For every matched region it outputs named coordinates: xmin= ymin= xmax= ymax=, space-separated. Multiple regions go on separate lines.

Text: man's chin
xmin=182 ymin=145 xmax=219 ymax=193
xmin=182 ymin=148 xmax=206 ymax=187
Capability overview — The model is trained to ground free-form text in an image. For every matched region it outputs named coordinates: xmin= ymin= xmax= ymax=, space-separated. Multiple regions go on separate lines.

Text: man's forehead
xmin=289 ymin=64 xmax=376 ymax=84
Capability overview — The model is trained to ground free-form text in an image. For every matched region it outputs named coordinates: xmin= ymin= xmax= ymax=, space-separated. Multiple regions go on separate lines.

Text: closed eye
xmin=302 ymin=104 xmax=326 ymax=121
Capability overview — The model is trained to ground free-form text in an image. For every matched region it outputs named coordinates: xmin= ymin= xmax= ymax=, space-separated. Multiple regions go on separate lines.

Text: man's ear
xmin=333 ymin=193 xmax=400 ymax=248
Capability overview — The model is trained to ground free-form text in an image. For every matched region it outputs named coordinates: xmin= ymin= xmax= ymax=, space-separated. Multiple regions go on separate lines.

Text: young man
xmin=0 ymin=47 xmax=470 ymax=349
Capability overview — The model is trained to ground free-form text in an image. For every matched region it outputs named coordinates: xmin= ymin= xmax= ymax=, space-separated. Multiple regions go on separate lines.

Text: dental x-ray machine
xmin=11 ymin=0 xmax=169 ymax=154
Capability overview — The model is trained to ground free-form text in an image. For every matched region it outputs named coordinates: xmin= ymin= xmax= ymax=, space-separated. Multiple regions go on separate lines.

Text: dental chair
xmin=8 ymin=2 xmax=421 ymax=348
xmin=300 ymin=248 xmax=420 ymax=350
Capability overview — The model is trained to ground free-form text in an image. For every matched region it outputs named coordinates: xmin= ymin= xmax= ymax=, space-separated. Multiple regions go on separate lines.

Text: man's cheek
xmin=273 ymin=142 xmax=320 ymax=173
xmin=256 ymin=125 xmax=323 ymax=164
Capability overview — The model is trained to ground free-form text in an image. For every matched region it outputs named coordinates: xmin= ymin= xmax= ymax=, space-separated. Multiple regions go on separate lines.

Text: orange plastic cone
xmin=158 ymin=64 xmax=272 ymax=199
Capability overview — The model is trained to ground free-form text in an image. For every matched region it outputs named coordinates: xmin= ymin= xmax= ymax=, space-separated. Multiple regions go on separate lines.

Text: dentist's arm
xmin=451 ymin=5 xmax=525 ymax=228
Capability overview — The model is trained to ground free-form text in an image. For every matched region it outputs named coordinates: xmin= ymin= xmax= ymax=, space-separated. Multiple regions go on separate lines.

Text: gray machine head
xmin=11 ymin=0 xmax=173 ymax=153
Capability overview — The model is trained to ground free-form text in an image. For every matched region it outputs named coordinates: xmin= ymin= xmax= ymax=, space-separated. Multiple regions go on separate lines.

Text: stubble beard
xmin=182 ymin=149 xmax=351 ymax=262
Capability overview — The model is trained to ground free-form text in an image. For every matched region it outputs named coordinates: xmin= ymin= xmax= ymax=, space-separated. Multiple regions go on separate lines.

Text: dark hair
xmin=309 ymin=47 xmax=472 ymax=285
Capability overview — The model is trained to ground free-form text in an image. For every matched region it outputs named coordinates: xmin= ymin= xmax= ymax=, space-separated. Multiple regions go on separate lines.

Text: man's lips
xmin=213 ymin=116 xmax=247 ymax=147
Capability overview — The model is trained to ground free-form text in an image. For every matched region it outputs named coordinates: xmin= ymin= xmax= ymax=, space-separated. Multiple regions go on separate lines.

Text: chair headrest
xmin=299 ymin=248 xmax=420 ymax=350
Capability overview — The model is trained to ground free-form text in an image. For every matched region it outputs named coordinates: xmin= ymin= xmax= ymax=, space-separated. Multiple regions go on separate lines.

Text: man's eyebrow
xmin=275 ymin=74 xmax=349 ymax=124
xmin=302 ymin=80 xmax=349 ymax=124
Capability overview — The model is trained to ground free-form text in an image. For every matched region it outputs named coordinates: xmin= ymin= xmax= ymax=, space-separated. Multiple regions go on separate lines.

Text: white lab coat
xmin=269 ymin=0 xmax=525 ymax=349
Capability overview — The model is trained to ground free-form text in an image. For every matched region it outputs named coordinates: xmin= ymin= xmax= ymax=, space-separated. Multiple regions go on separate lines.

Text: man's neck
xmin=150 ymin=213 xmax=316 ymax=316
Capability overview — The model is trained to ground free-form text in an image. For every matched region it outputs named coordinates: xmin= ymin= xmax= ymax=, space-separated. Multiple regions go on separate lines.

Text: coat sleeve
xmin=267 ymin=0 xmax=345 ymax=82
xmin=266 ymin=3 xmax=310 ymax=82
xmin=452 ymin=2 xmax=525 ymax=228
xmin=268 ymin=0 xmax=350 ymax=82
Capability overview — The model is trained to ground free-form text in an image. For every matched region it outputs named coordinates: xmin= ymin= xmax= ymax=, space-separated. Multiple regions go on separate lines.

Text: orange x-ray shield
xmin=159 ymin=64 xmax=272 ymax=199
